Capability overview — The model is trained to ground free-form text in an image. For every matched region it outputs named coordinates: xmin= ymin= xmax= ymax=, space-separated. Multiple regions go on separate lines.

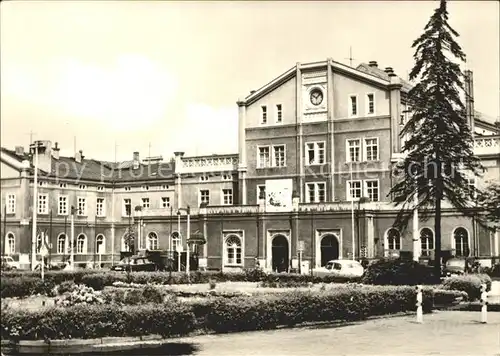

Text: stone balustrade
xmin=178 ymin=154 xmax=239 ymax=174
xmin=474 ymin=135 xmax=500 ymax=156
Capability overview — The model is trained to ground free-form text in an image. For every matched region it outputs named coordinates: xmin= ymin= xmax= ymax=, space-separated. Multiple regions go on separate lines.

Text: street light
xmin=177 ymin=206 xmax=191 ymax=277
xmin=29 ymin=140 xmax=44 ymax=271
xmin=356 ymin=197 xmax=369 ymax=259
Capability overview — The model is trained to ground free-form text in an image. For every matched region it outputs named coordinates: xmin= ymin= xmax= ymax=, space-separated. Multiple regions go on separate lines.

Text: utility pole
xmin=345 ymin=46 xmax=356 ymax=67
xmin=350 ymin=163 xmax=356 ymax=261
xmin=30 ymin=141 xmax=41 ymax=271
xmin=70 ymin=206 xmax=75 ymax=269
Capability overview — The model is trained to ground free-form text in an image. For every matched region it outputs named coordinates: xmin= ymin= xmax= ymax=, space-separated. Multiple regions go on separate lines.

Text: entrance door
xmin=272 ymin=235 xmax=289 ymax=273
xmin=320 ymin=234 xmax=339 ymax=266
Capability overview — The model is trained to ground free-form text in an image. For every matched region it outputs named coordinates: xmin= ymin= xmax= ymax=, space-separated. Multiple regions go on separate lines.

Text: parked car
xmin=443 ymin=257 xmax=467 ymax=276
xmin=110 ymin=256 xmax=160 ymax=272
xmin=312 ymin=259 xmax=365 ymax=279
xmin=1 ymin=256 xmax=20 ymax=270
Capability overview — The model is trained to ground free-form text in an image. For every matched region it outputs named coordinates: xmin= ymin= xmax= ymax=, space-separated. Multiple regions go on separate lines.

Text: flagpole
xmin=350 ymin=163 xmax=356 ymax=261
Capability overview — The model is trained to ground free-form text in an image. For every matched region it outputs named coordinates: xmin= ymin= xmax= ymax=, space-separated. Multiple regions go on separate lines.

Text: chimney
xmin=250 ymin=90 xmax=256 ymax=95
xmin=15 ymin=146 xmax=24 ymax=156
xmin=133 ymin=151 xmax=140 ymax=169
xmin=75 ymin=149 xmax=84 ymax=164
xmin=52 ymin=142 xmax=60 ymax=160
xmin=464 ymin=70 xmax=475 ymax=133
xmin=384 ymin=67 xmax=394 ymax=74
xmin=368 ymin=61 xmax=378 ymax=68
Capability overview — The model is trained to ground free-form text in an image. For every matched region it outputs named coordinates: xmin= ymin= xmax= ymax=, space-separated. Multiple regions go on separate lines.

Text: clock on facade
xmin=310 ymin=88 xmax=323 ymax=106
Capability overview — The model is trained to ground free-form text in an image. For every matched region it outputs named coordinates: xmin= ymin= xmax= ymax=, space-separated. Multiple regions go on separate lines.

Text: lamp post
xmin=177 ymin=206 xmax=191 ymax=276
xmin=30 ymin=141 xmax=43 ymax=271
xmin=356 ymin=197 xmax=369 ymax=259
xmin=69 ymin=206 xmax=76 ymax=270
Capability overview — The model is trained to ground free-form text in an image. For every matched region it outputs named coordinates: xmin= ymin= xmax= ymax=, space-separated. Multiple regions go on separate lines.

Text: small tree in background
xmin=389 ymin=0 xmax=483 ymax=278
xmin=477 ymin=182 xmax=500 ymax=230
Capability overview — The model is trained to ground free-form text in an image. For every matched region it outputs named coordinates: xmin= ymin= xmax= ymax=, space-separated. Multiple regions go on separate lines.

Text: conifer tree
xmin=477 ymin=182 xmax=500 ymax=229
xmin=389 ymin=0 xmax=483 ymax=277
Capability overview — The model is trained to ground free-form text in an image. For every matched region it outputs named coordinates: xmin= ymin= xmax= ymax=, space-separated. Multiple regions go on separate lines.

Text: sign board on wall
xmin=265 ymin=179 xmax=293 ymax=212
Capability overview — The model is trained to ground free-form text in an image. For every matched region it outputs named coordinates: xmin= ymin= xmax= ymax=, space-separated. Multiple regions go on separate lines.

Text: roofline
xmin=240 ymin=59 xmax=397 ymax=106
xmin=182 ymin=153 xmax=238 ymax=160
xmin=475 ymin=116 xmax=499 ymax=132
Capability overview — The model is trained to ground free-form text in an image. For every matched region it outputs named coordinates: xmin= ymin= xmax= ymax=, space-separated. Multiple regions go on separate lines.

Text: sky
xmin=1 ymin=1 xmax=499 ymax=162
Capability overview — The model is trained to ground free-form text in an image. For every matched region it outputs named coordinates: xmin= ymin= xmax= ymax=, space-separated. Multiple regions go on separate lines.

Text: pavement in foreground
xmin=168 ymin=311 xmax=500 ymax=356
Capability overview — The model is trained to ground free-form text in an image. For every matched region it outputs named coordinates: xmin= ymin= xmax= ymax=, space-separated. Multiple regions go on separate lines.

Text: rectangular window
xmin=58 ymin=196 xmax=68 ymax=215
xmin=346 ymin=139 xmax=361 ymax=162
xmin=306 ymin=142 xmax=326 ymax=165
xmin=123 ymin=199 xmax=131 ymax=216
xmin=222 ymin=189 xmax=233 ymax=205
xmin=37 ymin=194 xmax=48 ymax=214
xmin=367 ymin=93 xmax=375 ymax=115
xmin=77 ymin=197 xmax=87 ymax=216
xmin=257 ymin=185 xmax=266 ymax=201
xmin=96 ymin=198 xmax=105 ymax=216
xmin=161 ymin=197 xmax=170 ymax=208
xmin=142 ymin=197 xmax=150 ymax=208
xmin=258 ymin=146 xmax=270 ymax=168
xmin=349 ymin=95 xmax=358 ymax=116
xmin=276 ymin=104 xmax=282 ymax=123
xmin=261 ymin=106 xmax=267 ymax=124
xmin=364 ymin=180 xmax=380 ymax=202
xmin=347 ymin=180 xmax=362 ymax=201
xmin=200 ymin=190 xmax=210 ymax=205
xmin=273 ymin=145 xmax=286 ymax=167
xmin=306 ymin=182 xmax=326 ymax=203
xmin=6 ymin=194 xmax=15 ymax=214
xmin=364 ymin=138 xmax=379 ymax=161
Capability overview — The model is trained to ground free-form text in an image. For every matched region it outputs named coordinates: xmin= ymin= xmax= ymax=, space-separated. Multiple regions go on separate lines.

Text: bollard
xmin=416 ymin=285 xmax=423 ymax=323
xmin=480 ymin=283 xmax=488 ymax=324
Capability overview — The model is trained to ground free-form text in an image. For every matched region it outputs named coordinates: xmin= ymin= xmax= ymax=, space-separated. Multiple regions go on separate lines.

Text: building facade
xmin=1 ymin=59 xmax=499 ymax=271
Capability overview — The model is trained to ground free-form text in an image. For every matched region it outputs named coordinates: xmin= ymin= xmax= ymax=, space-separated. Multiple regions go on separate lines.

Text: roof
xmin=0 ymin=148 xmax=175 ymax=183
xmin=356 ymin=63 xmax=413 ymax=92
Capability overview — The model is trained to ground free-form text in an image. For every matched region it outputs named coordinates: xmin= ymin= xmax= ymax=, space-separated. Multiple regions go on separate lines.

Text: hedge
xmin=1 ymin=270 xmax=360 ymax=298
xmin=1 ymin=285 xmax=465 ymax=341
xmin=361 ymin=258 xmax=437 ymax=285
xmin=440 ymin=274 xmax=492 ymax=301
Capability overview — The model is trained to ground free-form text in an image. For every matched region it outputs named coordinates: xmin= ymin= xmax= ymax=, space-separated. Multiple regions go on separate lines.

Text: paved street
xmin=166 ymin=311 xmax=500 ymax=356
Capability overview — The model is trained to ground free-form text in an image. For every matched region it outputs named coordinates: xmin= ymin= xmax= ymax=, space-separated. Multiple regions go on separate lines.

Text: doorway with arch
xmin=271 ymin=235 xmax=289 ymax=273
xmin=320 ymin=234 xmax=339 ymax=266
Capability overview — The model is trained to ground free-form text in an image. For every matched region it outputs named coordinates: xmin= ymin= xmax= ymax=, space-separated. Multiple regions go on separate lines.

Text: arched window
xmin=454 ymin=227 xmax=469 ymax=257
xmin=386 ymin=228 xmax=401 ymax=250
xmin=57 ymin=234 xmax=67 ymax=254
xmin=420 ymin=228 xmax=434 ymax=257
xmin=147 ymin=232 xmax=159 ymax=250
xmin=225 ymin=235 xmax=242 ymax=265
xmin=121 ymin=234 xmax=130 ymax=252
xmin=76 ymin=234 xmax=87 ymax=254
xmin=171 ymin=231 xmax=181 ymax=252
xmin=96 ymin=234 xmax=105 ymax=254
xmin=6 ymin=233 xmax=15 ymax=254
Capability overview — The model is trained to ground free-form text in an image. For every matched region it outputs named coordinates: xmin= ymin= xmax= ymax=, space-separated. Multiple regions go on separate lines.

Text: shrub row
xmin=1 ymin=286 xmax=466 ymax=340
xmin=440 ymin=274 xmax=492 ymax=301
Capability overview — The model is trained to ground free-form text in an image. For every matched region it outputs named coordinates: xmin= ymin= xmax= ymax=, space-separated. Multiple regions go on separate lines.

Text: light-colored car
xmin=1 ymin=256 xmax=20 ymax=270
xmin=313 ymin=259 xmax=365 ymax=279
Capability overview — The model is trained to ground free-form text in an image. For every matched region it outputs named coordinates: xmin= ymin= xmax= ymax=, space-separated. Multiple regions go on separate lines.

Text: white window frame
xmin=77 ymin=197 xmax=87 ymax=216
xmin=141 ymin=197 xmax=150 ymax=209
xmin=364 ymin=179 xmax=380 ymax=202
xmin=58 ymin=195 xmax=68 ymax=216
xmin=386 ymin=228 xmax=402 ymax=251
xmin=6 ymin=232 xmax=15 ymax=254
xmin=272 ymin=144 xmax=286 ymax=167
xmin=123 ymin=198 xmax=132 ymax=217
xmin=348 ymin=94 xmax=358 ymax=118
xmin=305 ymin=141 xmax=326 ymax=166
xmin=96 ymin=234 xmax=106 ymax=254
xmin=257 ymin=145 xmax=271 ymax=168
xmin=346 ymin=180 xmax=362 ymax=201
xmin=147 ymin=232 xmax=159 ymax=250
xmin=224 ymin=234 xmax=244 ymax=266
xmin=364 ymin=137 xmax=379 ymax=161
xmin=199 ymin=189 xmax=210 ymax=206
xmin=76 ymin=234 xmax=87 ymax=254
xmin=161 ymin=197 xmax=170 ymax=208
xmin=96 ymin=198 xmax=106 ymax=217
xmin=257 ymin=185 xmax=266 ymax=201
xmin=346 ymin=138 xmax=361 ymax=163
xmin=261 ymin=105 xmax=267 ymax=124
xmin=305 ymin=182 xmax=326 ymax=203
xmin=366 ymin=92 xmax=376 ymax=116
xmin=171 ymin=231 xmax=181 ymax=252
xmin=57 ymin=233 xmax=67 ymax=254
xmin=37 ymin=194 xmax=49 ymax=215
xmin=6 ymin=194 xmax=16 ymax=214
xmin=276 ymin=104 xmax=283 ymax=123
xmin=222 ymin=188 xmax=233 ymax=205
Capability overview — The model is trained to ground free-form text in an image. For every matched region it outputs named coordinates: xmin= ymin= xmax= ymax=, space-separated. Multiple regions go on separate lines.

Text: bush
xmin=102 ymin=286 xmax=172 ymax=305
xmin=441 ymin=274 xmax=492 ymax=301
xmin=0 ymin=277 xmax=56 ymax=299
xmin=1 ymin=303 xmax=195 ymax=340
xmin=361 ymin=258 xmax=437 ymax=286
xmin=429 ymin=288 xmax=468 ymax=305
xmin=54 ymin=285 xmax=105 ymax=307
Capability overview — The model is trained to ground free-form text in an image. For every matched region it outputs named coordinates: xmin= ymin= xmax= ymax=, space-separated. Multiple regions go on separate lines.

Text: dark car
xmin=443 ymin=257 xmax=468 ymax=276
xmin=110 ymin=256 xmax=160 ymax=272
